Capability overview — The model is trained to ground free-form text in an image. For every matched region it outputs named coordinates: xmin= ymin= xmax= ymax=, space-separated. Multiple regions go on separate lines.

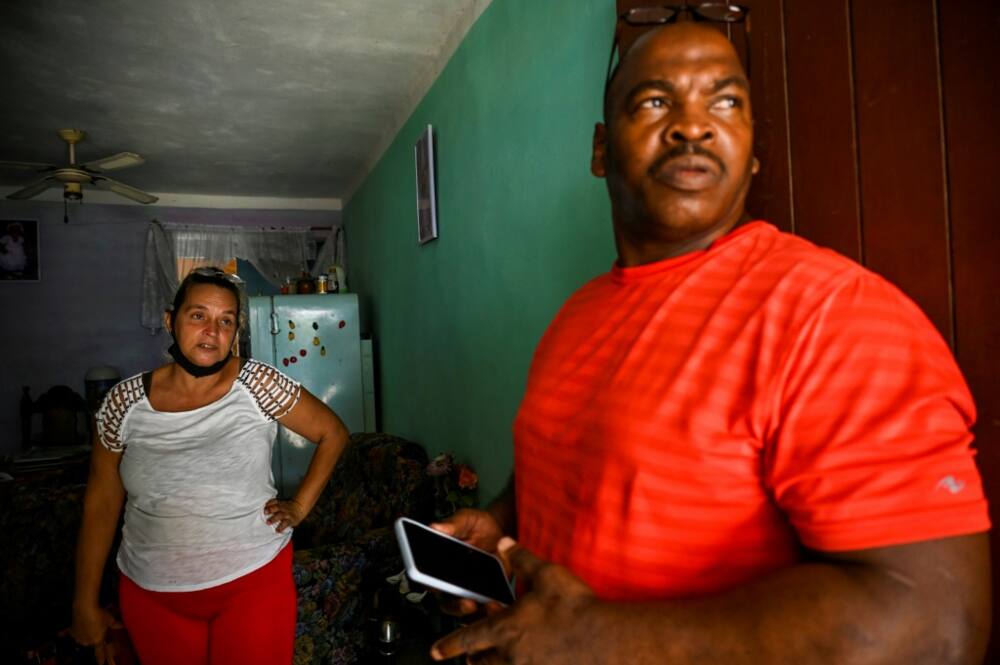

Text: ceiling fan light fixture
xmin=54 ymin=167 xmax=90 ymax=183
xmin=64 ymin=182 xmax=83 ymax=201
xmin=1 ymin=129 xmax=157 ymax=204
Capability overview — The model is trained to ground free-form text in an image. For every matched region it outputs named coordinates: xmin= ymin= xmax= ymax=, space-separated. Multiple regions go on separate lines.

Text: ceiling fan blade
xmin=0 ymin=160 xmax=58 ymax=171
xmin=92 ymin=175 xmax=158 ymax=204
xmin=81 ymin=152 xmax=145 ymax=171
xmin=6 ymin=176 xmax=58 ymax=200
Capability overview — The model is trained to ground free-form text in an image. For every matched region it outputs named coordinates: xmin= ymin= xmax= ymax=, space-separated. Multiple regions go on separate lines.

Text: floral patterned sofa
xmin=0 ymin=432 xmax=434 ymax=665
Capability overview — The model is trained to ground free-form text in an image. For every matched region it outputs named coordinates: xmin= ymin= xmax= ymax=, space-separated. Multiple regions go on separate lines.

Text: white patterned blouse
xmin=95 ymin=359 xmax=301 ymax=591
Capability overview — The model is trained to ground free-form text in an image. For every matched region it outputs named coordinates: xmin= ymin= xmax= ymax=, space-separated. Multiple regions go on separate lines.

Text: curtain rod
xmin=153 ymin=220 xmax=337 ymax=233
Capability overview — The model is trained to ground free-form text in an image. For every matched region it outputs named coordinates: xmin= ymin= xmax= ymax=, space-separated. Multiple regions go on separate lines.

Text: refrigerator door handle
xmin=270 ymin=312 xmax=280 ymax=335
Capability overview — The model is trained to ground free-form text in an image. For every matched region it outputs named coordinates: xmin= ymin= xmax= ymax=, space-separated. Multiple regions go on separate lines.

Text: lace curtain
xmin=141 ymin=220 xmax=345 ymax=332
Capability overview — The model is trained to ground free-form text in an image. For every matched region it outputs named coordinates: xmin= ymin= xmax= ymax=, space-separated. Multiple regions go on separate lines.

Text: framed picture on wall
xmin=0 ymin=219 xmax=40 ymax=281
xmin=414 ymin=124 xmax=439 ymax=245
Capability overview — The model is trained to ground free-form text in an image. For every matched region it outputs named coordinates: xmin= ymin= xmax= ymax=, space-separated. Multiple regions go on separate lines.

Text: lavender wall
xmin=0 ymin=199 xmax=338 ymax=456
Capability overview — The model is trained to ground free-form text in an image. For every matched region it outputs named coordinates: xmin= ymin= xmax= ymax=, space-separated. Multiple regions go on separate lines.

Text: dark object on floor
xmin=18 ymin=626 xmax=136 ymax=665
xmin=367 ymin=578 xmax=464 ymax=664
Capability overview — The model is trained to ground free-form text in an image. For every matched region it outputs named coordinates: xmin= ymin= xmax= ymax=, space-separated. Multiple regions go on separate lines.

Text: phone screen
xmin=399 ymin=519 xmax=515 ymax=605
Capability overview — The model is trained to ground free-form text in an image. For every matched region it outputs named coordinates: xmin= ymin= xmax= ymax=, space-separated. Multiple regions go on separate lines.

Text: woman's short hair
xmin=169 ymin=267 xmax=248 ymax=329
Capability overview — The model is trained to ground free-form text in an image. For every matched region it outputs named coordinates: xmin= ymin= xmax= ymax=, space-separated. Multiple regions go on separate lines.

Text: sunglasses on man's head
xmin=604 ymin=3 xmax=751 ymax=101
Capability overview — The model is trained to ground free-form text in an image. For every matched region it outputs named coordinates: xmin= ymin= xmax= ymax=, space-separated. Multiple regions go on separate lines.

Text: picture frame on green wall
xmin=414 ymin=124 xmax=438 ymax=245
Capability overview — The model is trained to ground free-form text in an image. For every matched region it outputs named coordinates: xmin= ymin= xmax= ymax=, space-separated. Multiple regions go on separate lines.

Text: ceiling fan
xmin=0 ymin=129 xmax=158 ymax=204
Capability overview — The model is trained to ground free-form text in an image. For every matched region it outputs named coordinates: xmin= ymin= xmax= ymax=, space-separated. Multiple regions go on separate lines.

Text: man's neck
xmin=613 ymin=213 xmax=751 ymax=267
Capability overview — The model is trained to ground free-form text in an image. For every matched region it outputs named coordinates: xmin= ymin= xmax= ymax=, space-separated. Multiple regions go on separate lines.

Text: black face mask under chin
xmin=168 ymin=341 xmax=232 ymax=378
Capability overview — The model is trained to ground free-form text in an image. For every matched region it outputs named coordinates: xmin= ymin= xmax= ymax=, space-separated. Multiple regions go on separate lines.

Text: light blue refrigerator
xmin=249 ymin=294 xmax=375 ymax=497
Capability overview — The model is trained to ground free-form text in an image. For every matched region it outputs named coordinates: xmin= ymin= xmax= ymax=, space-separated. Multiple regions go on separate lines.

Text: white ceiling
xmin=0 ymin=0 xmax=491 ymax=208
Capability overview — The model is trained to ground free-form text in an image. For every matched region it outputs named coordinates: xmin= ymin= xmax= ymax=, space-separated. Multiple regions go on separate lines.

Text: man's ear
xmin=752 ymin=156 xmax=760 ymax=175
xmin=592 ymin=122 xmax=608 ymax=178
xmin=162 ymin=310 xmax=172 ymax=335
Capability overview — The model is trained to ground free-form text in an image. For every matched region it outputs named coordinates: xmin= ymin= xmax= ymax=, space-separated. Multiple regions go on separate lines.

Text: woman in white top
xmin=70 ymin=267 xmax=349 ymax=665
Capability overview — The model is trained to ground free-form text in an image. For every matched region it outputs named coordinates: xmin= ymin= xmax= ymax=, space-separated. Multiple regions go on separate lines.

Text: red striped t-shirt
xmin=513 ymin=221 xmax=988 ymax=601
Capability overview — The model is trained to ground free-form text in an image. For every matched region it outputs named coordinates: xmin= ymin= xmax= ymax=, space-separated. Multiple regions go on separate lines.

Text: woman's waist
xmin=117 ymin=534 xmax=291 ymax=591
xmin=122 ymin=502 xmax=279 ymax=546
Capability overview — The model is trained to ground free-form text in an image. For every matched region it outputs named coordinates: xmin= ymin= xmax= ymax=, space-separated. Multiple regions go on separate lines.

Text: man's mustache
xmin=649 ymin=143 xmax=726 ymax=176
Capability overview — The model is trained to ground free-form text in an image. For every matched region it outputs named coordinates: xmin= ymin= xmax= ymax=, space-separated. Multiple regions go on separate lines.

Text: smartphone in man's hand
xmin=394 ymin=517 xmax=515 ymax=606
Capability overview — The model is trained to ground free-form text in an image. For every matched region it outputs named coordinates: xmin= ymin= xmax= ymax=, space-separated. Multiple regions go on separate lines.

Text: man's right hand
xmin=430 ymin=508 xmax=506 ymax=616
xmin=70 ymin=604 xmax=122 ymax=665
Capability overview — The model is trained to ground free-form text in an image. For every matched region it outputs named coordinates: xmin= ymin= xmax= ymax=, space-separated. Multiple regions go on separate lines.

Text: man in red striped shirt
xmin=431 ymin=17 xmax=990 ymax=665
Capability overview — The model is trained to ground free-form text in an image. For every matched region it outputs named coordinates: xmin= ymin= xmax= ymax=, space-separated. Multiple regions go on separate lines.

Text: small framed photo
xmin=0 ymin=219 xmax=40 ymax=281
xmin=414 ymin=124 xmax=439 ymax=245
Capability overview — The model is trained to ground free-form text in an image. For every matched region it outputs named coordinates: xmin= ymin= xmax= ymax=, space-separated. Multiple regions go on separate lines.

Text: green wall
xmin=345 ymin=0 xmax=616 ymax=501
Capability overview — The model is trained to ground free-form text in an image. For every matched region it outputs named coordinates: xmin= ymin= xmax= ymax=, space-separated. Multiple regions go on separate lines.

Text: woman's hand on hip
xmin=264 ymin=498 xmax=307 ymax=533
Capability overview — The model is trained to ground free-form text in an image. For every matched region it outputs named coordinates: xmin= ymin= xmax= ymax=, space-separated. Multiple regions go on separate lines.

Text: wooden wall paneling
xmin=937 ymin=0 xmax=1000 ymax=657
xmin=781 ymin=0 xmax=862 ymax=259
xmin=743 ymin=0 xmax=793 ymax=232
xmin=851 ymin=0 xmax=953 ymax=342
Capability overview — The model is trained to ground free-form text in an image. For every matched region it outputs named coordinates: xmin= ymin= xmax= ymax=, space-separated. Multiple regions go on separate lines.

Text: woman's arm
xmin=70 ymin=439 xmax=126 ymax=659
xmin=264 ymin=388 xmax=350 ymax=531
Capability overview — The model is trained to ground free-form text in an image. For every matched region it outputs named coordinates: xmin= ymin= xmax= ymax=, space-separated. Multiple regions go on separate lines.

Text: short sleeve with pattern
xmin=95 ymin=375 xmax=146 ymax=452
xmin=237 ymin=360 xmax=302 ymax=421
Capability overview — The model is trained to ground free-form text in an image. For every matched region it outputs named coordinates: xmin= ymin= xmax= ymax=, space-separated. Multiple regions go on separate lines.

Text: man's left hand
xmin=431 ymin=537 xmax=596 ymax=664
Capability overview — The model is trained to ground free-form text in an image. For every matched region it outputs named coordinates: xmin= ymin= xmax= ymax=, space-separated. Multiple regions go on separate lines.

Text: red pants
xmin=119 ymin=544 xmax=296 ymax=665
